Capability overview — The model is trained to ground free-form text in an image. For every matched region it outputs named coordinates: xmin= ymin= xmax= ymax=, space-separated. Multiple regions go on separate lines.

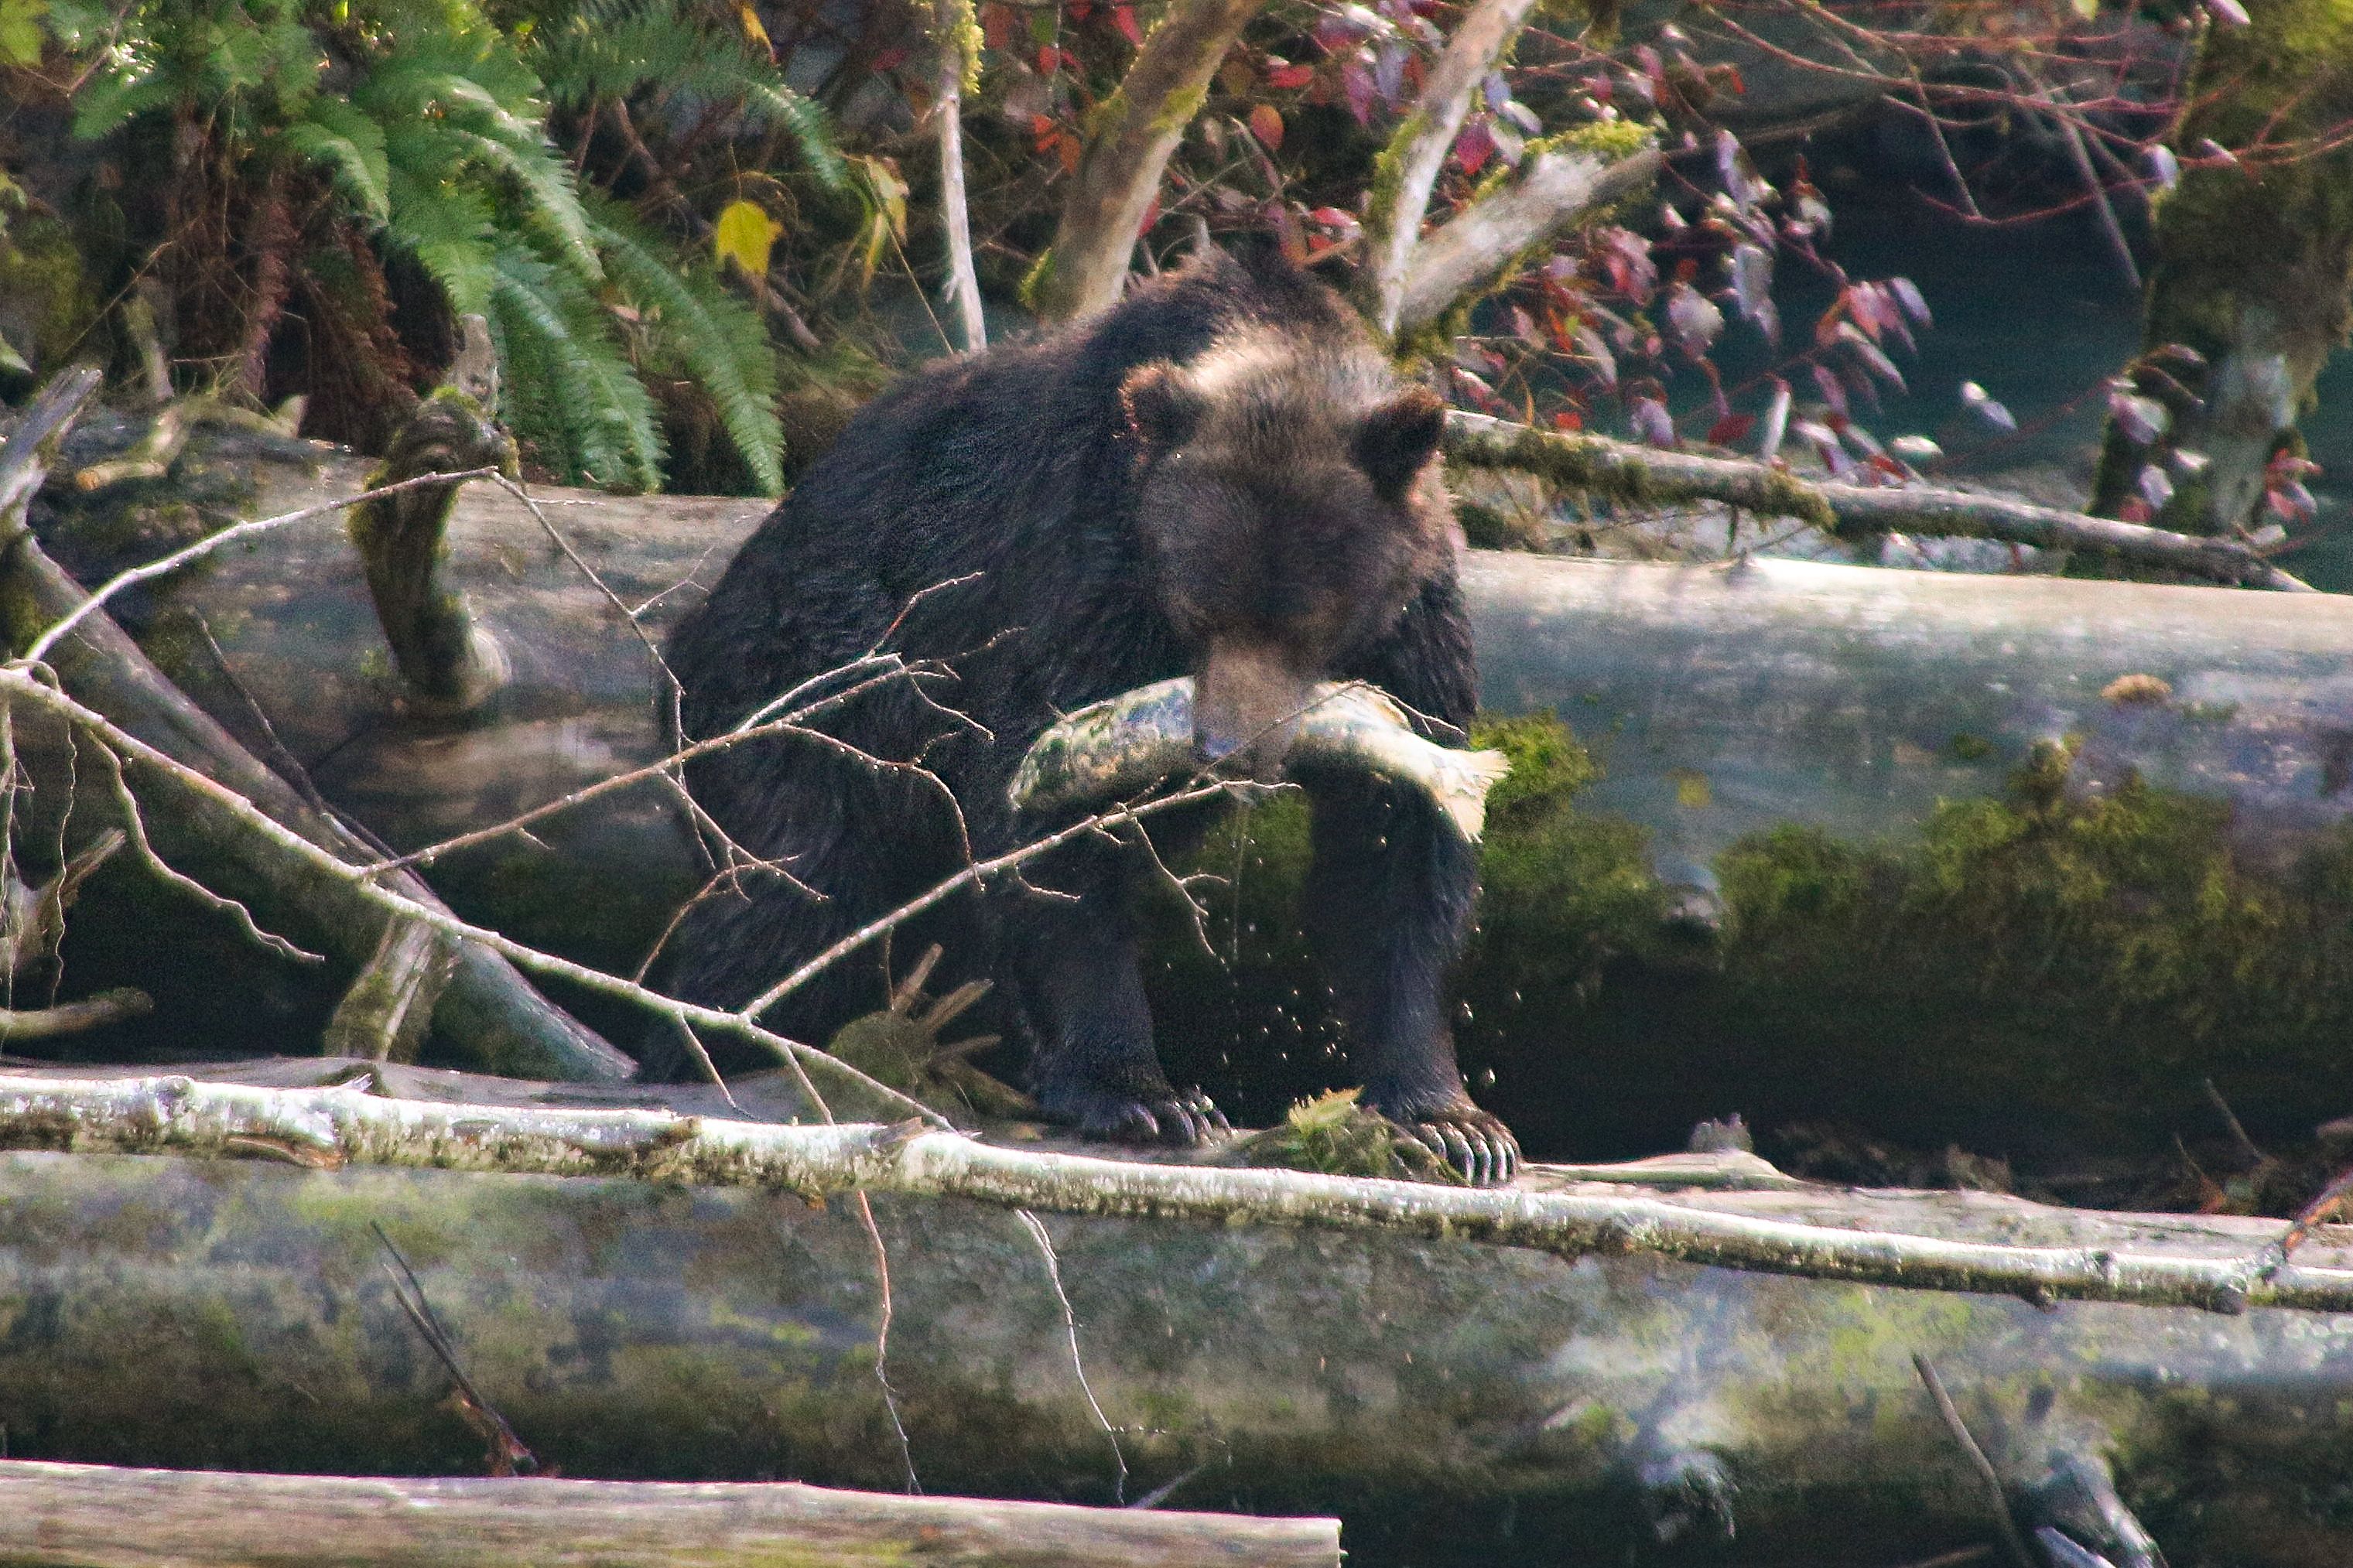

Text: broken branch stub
xmin=1359 ymin=0 xmax=1542 ymax=338
xmin=347 ymin=326 xmax=516 ymax=714
xmin=1394 ymin=145 xmax=1664 ymax=336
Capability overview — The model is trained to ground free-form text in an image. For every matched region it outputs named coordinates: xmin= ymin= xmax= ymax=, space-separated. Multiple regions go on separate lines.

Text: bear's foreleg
xmin=1300 ymin=770 xmax=1519 ymax=1185
xmin=1007 ymin=838 xmax=1227 ymax=1146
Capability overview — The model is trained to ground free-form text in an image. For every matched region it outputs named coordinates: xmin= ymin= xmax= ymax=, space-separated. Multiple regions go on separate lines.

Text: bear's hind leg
xmin=1301 ymin=770 xmax=1519 ymax=1185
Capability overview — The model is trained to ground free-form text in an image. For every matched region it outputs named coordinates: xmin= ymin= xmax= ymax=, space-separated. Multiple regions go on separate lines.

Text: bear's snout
xmin=1194 ymin=640 xmax=1318 ymax=780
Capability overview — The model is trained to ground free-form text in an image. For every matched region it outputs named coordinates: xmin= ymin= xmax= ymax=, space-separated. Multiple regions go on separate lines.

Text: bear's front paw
xmin=1366 ymin=1093 xmax=1520 ymax=1187
xmin=1038 ymin=1082 xmax=1231 ymax=1148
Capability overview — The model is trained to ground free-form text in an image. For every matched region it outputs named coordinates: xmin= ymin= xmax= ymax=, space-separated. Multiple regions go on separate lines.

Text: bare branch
xmin=0 ymin=665 xmax=944 ymax=1125
xmin=21 ymin=466 xmax=502 ymax=667
xmin=1359 ymin=0 xmax=1542 ymax=338
xmin=1441 ymin=412 xmax=2313 ymax=591
xmin=932 ymin=0 xmax=987 ymax=354
xmin=88 ymin=724 xmax=323 ymax=965
xmin=2 ymin=1070 xmax=2342 ymax=1314
xmin=1394 ymin=144 xmax=1663 ymax=336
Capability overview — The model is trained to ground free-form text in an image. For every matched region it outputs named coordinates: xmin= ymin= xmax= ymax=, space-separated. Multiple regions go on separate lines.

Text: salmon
xmin=1009 ymin=678 xmax=1510 ymax=841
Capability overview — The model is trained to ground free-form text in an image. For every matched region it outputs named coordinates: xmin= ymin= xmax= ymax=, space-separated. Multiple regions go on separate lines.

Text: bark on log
xmin=0 ymin=1061 xmax=2342 ymax=1564
xmin=0 ymin=1460 xmax=1341 ymax=1568
xmin=0 ymin=386 xmax=634 ymax=1085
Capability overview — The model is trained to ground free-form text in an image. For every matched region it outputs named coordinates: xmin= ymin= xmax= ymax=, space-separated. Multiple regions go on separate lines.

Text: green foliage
xmin=529 ymin=0 xmax=843 ymax=190
xmin=1231 ymin=1088 xmax=1462 ymax=1183
xmin=53 ymin=0 xmax=829 ymax=491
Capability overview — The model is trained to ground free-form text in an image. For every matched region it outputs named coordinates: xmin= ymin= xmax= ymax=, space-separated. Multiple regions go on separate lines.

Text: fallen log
xmin=2 ymin=1068 xmax=2334 ymax=1311
xmin=0 ymin=1061 xmax=2344 ymax=1564
xmin=25 ymin=416 xmax=2353 ymax=1156
xmin=0 ymin=1460 xmax=1340 ymax=1568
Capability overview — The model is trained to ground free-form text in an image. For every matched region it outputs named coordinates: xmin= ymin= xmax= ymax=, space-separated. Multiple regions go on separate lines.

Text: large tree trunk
xmin=2089 ymin=0 xmax=2353 ymax=534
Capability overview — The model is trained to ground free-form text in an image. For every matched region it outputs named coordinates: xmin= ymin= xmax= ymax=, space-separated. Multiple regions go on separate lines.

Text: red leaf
xmin=1248 ymin=103 xmax=1285 ymax=151
xmin=1111 ymin=4 xmax=1141 ymax=44
xmin=1707 ymin=412 xmax=1755 ymax=446
xmin=1307 ymin=206 xmax=1359 ymax=232
xmin=1056 ymin=132 xmax=1082 ymax=175
xmin=979 ymin=2 xmax=1014 ymax=49
xmin=1137 ymin=196 xmax=1160 ymax=237
xmin=1036 ymin=43 xmax=1059 ymax=75
xmin=1551 ymin=410 xmax=1584 ymax=431
xmin=871 ymin=46 xmax=907 ymax=70
xmin=1453 ymin=118 xmax=1495 ymax=175
xmin=1266 ymin=60 xmax=1315 ymax=89
xmin=1069 ymin=1 xmax=1092 ymax=18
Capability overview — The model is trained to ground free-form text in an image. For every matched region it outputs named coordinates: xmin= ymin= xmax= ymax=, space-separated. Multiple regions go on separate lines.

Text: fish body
xmin=1009 ymin=677 xmax=1511 ymax=841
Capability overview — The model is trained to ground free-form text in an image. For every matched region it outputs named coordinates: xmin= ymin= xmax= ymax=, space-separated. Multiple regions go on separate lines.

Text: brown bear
xmin=654 ymin=244 xmax=1517 ymax=1184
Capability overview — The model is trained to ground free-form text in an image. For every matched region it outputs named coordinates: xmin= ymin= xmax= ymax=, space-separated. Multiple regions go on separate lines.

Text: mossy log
xmin=0 ymin=1460 xmax=1340 ymax=1567
xmin=0 ymin=1061 xmax=2346 ymax=1565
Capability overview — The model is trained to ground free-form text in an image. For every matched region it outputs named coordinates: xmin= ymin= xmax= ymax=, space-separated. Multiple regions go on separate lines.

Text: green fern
xmin=486 ymin=241 xmax=665 ymax=491
xmin=60 ymin=0 xmax=825 ymax=493
xmin=532 ymin=0 xmax=845 ymax=190
xmin=589 ymin=195 xmax=785 ymax=494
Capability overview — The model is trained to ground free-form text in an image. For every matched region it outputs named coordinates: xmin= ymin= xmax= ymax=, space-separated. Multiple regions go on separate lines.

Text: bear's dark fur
xmin=655 ymin=246 xmax=1517 ymax=1183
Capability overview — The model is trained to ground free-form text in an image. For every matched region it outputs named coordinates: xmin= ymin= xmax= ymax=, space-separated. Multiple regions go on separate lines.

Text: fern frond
xmin=532 ymin=0 xmax=843 ymax=188
xmin=285 ymin=98 xmax=391 ymax=222
xmin=439 ymin=124 xmax=604 ymax=282
xmin=590 ymin=196 xmax=785 ymax=494
xmin=485 ymin=241 xmax=664 ymax=491
xmin=383 ymin=159 xmax=498 ymax=314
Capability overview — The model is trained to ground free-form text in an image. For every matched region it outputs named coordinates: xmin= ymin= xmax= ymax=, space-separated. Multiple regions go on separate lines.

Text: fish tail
xmin=1442 ymin=748 xmax=1513 ymax=841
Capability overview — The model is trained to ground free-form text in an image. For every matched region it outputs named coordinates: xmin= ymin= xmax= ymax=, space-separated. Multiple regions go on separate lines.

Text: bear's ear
xmin=1353 ymin=386 xmax=1446 ymax=500
xmin=1122 ymin=362 xmax=1206 ymax=450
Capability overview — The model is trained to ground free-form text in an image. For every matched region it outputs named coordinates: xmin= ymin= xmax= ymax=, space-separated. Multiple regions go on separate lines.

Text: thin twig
xmin=20 ymin=468 xmax=501 ymax=664
xmin=374 ymin=1221 xmax=538 ymax=1477
xmin=1913 ymin=1354 xmax=2035 ymax=1568
xmin=735 ymin=782 xmax=1239 ymax=1022
xmin=87 ymin=720 xmax=322 ymax=964
xmin=0 ymin=666 xmax=940 ymax=1126
xmin=1017 ymin=1208 xmax=1128 ymax=1501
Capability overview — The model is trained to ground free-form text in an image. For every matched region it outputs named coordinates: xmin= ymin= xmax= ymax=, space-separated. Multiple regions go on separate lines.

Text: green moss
xmin=1150 ymin=80 xmax=1208 ymax=138
xmin=1232 ymin=1088 xmax=1463 ymax=1181
xmin=0 ymin=215 xmax=100 ymax=376
xmin=1144 ymin=709 xmax=2353 ymax=1164
xmin=1706 ymin=750 xmax=2353 ymax=1150
xmin=1017 ymin=248 xmax=1057 ymax=314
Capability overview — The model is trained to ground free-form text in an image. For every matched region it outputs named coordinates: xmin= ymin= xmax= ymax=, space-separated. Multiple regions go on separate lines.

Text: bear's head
xmin=1121 ymin=333 xmax=1453 ymax=775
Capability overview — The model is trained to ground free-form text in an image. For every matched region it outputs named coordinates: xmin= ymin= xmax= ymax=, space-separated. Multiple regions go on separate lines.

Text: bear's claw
xmin=1043 ymin=1084 xmax=1230 ymax=1148
xmin=1383 ymin=1100 xmax=1520 ymax=1187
